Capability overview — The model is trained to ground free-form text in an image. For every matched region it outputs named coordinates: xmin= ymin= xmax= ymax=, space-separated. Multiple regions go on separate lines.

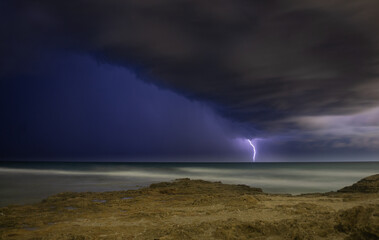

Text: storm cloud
xmin=2 ymin=0 xmax=379 ymax=156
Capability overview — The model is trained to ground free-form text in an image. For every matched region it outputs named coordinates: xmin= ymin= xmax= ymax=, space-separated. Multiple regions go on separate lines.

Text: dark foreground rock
xmin=338 ymin=174 xmax=379 ymax=193
xmin=0 ymin=176 xmax=378 ymax=239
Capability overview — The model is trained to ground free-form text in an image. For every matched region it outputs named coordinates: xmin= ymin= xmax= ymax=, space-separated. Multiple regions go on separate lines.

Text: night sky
xmin=1 ymin=0 xmax=379 ymax=161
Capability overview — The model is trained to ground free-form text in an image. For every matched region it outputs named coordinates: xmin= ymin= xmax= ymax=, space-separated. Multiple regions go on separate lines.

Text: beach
xmin=0 ymin=174 xmax=378 ymax=239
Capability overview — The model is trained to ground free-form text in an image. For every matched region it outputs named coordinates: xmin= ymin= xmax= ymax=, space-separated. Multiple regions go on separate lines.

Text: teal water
xmin=0 ymin=162 xmax=378 ymax=207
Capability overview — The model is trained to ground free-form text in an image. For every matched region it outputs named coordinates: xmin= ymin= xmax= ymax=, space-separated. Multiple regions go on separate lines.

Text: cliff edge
xmin=338 ymin=174 xmax=379 ymax=193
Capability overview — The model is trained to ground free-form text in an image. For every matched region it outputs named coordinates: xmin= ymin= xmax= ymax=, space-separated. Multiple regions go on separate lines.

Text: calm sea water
xmin=0 ymin=162 xmax=378 ymax=207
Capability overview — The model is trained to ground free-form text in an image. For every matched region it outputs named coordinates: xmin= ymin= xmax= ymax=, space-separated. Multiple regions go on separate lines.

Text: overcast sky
xmin=1 ymin=0 xmax=379 ymax=161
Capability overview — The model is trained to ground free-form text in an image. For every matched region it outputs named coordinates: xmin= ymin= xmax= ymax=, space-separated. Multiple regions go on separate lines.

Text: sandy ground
xmin=0 ymin=177 xmax=378 ymax=240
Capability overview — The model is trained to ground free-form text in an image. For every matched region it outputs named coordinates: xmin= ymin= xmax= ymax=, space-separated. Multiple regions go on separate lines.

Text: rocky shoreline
xmin=0 ymin=175 xmax=378 ymax=239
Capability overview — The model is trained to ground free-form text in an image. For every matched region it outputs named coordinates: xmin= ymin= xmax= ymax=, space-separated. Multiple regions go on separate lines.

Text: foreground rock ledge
xmin=1 ymin=176 xmax=378 ymax=240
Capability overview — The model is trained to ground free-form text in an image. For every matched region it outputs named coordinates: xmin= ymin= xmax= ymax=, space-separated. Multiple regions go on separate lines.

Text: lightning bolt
xmin=247 ymin=139 xmax=256 ymax=162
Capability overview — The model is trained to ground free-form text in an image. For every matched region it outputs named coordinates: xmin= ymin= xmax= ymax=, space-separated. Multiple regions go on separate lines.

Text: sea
xmin=0 ymin=162 xmax=378 ymax=207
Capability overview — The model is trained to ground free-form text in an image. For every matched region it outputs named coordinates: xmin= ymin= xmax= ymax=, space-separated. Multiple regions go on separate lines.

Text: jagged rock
xmin=338 ymin=174 xmax=379 ymax=193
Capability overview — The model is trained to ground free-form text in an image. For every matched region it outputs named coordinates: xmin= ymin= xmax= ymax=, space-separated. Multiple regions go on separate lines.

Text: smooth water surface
xmin=0 ymin=162 xmax=378 ymax=207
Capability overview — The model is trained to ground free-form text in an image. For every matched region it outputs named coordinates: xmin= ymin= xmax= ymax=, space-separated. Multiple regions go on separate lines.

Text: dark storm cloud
xmin=2 ymin=0 xmax=379 ymax=154
xmin=8 ymin=0 xmax=378 ymax=124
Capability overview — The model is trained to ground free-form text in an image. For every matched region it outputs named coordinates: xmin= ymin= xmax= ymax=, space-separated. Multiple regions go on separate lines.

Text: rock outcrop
xmin=338 ymin=174 xmax=379 ymax=193
xmin=1 ymin=176 xmax=378 ymax=240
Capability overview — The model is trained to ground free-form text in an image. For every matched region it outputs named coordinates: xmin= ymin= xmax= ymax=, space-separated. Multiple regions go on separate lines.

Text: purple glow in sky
xmin=2 ymin=0 xmax=379 ymax=162
xmin=0 ymin=51 xmax=257 ymax=161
